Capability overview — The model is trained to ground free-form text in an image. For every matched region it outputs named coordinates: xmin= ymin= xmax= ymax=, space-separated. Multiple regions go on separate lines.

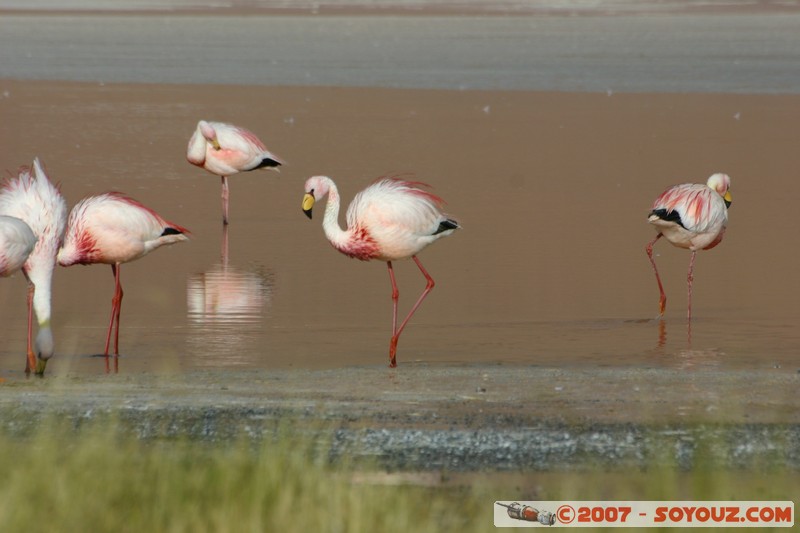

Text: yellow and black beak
xmin=210 ymin=137 xmax=221 ymax=150
xmin=302 ymin=192 xmax=315 ymax=219
xmin=723 ymin=190 xmax=732 ymax=208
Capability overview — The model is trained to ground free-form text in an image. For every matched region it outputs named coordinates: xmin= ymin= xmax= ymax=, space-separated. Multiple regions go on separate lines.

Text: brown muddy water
xmin=1 ymin=81 xmax=799 ymax=377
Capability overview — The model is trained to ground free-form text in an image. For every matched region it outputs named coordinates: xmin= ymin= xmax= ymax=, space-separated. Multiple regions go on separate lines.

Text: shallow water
xmin=1 ymin=81 xmax=798 ymax=376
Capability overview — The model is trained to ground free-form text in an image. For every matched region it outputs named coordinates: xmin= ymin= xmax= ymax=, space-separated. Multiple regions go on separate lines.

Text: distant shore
xmin=2 ymin=9 xmax=799 ymax=92
xmin=2 ymin=0 xmax=800 ymax=16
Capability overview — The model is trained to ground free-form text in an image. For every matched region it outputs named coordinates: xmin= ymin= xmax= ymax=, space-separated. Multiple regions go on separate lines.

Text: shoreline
xmin=4 ymin=365 xmax=799 ymax=470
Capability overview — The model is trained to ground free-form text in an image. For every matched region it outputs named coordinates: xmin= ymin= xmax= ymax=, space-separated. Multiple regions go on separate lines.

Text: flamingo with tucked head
xmin=0 ymin=159 xmax=67 ymax=375
xmin=57 ymin=193 xmax=189 ymax=357
xmin=187 ymin=120 xmax=283 ymax=225
xmin=302 ymin=175 xmax=459 ymax=367
xmin=646 ymin=173 xmax=732 ymax=319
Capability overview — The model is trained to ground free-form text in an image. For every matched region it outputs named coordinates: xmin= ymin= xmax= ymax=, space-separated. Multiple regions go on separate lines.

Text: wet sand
xmin=1 ymin=6 xmax=799 ymax=469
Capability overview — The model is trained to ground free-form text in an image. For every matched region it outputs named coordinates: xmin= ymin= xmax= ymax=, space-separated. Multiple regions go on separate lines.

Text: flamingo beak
xmin=35 ymin=358 xmax=47 ymax=376
xmin=210 ymin=138 xmax=221 ymax=150
xmin=302 ymin=193 xmax=315 ymax=219
xmin=723 ymin=190 xmax=732 ymax=208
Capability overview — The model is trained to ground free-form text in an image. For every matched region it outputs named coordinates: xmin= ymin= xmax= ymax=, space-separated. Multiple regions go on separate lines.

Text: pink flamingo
xmin=302 ymin=176 xmax=459 ymax=367
xmin=646 ymin=173 xmax=732 ymax=319
xmin=186 ymin=120 xmax=284 ymax=225
xmin=57 ymin=193 xmax=189 ymax=357
xmin=0 ymin=216 xmax=36 ymax=277
xmin=0 ymin=159 xmax=67 ymax=375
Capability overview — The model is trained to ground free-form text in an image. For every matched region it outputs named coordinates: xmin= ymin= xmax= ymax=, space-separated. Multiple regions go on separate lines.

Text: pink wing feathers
xmin=651 ymin=183 xmax=725 ymax=234
xmin=59 ymin=192 xmax=189 ymax=266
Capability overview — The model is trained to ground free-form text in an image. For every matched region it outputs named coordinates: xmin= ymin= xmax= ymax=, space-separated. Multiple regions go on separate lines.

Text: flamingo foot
xmin=659 ymin=296 xmax=667 ymax=317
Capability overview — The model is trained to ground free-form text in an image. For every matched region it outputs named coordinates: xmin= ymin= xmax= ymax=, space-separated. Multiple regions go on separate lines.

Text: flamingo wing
xmin=212 ymin=122 xmax=282 ymax=172
xmin=346 ymin=178 xmax=457 ymax=261
xmin=348 ymin=178 xmax=448 ymax=237
xmin=651 ymin=184 xmax=727 ymax=235
xmin=60 ymin=193 xmax=188 ymax=266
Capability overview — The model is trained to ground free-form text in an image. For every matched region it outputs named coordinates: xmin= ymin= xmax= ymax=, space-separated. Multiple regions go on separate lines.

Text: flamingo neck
xmin=320 ymin=182 xmax=351 ymax=250
xmin=25 ymin=262 xmax=56 ymax=360
xmin=186 ymin=128 xmax=208 ymax=165
xmin=24 ymin=258 xmax=54 ymax=325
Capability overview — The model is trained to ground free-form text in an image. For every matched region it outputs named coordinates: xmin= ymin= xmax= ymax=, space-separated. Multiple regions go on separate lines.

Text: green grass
xmin=0 ymin=418 xmax=796 ymax=532
xmin=0 ymin=419 xmax=489 ymax=533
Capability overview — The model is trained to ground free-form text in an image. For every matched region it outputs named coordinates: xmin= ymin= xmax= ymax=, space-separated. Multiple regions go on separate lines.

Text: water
xmin=1 ymin=82 xmax=798 ymax=375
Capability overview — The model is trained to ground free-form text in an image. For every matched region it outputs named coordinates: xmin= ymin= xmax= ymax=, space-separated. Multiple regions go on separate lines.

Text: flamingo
xmin=0 ymin=216 xmax=36 ymax=277
xmin=0 ymin=158 xmax=67 ymax=375
xmin=646 ymin=173 xmax=732 ymax=319
xmin=57 ymin=193 xmax=189 ymax=357
xmin=186 ymin=120 xmax=284 ymax=225
xmin=302 ymin=175 xmax=459 ymax=367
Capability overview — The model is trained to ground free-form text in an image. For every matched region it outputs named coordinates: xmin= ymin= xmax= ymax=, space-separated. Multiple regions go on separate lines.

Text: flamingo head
xmin=707 ymin=173 xmax=732 ymax=208
xmin=302 ymin=175 xmax=332 ymax=219
xmin=34 ymin=325 xmax=54 ymax=374
xmin=56 ymin=233 xmax=93 ymax=267
xmin=198 ymin=120 xmax=221 ymax=150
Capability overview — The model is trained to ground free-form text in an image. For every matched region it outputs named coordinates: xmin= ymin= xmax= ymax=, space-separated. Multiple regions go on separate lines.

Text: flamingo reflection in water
xmin=186 ymin=225 xmax=273 ymax=366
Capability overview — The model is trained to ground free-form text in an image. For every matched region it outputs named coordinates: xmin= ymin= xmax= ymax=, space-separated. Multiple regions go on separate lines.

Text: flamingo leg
xmin=387 ymin=261 xmax=399 ymax=336
xmin=646 ymin=233 xmax=667 ymax=317
xmin=25 ymin=280 xmax=36 ymax=374
xmin=388 ymin=255 xmax=436 ymax=368
xmin=687 ymin=251 xmax=696 ymax=321
xmin=221 ymin=175 xmax=230 ymax=225
xmin=104 ymin=264 xmax=124 ymax=356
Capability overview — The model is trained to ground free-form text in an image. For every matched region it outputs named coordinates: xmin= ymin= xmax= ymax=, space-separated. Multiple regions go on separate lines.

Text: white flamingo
xmin=187 ymin=120 xmax=283 ymax=225
xmin=0 ymin=159 xmax=67 ymax=374
xmin=302 ymin=175 xmax=459 ymax=367
xmin=58 ymin=193 xmax=189 ymax=357
xmin=646 ymin=173 xmax=732 ymax=319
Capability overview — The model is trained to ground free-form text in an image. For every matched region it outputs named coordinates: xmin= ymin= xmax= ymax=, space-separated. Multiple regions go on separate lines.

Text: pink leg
xmin=687 ymin=251 xmax=696 ymax=321
xmin=387 ymin=256 xmax=436 ymax=368
xmin=25 ymin=280 xmax=36 ymax=374
xmin=387 ymin=261 xmax=399 ymax=336
xmin=103 ymin=264 xmax=124 ymax=356
xmin=646 ymin=234 xmax=667 ymax=317
xmin=221 ymin=175 xmax=230 ymax=225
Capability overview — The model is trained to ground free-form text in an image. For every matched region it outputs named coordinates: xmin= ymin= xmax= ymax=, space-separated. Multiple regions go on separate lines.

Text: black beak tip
xmin=303 ymin=209 xmax=313 ymax=220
